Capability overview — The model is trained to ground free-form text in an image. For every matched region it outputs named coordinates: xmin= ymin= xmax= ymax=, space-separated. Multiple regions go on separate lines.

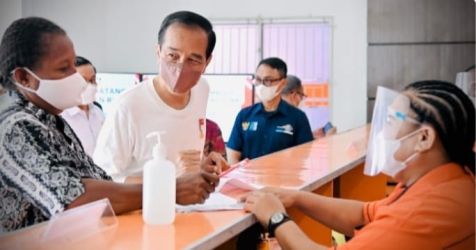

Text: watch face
xmin=271 ymin=212 xmax=284 ymax=224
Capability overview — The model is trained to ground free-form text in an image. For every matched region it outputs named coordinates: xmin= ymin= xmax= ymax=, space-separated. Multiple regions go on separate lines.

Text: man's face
xmin=292 ymin=87 xmax=306 ymax=107
xmin=157 ymin=23 xmax=211 ymax=93
xmin=282 ymin=87 xmax=305 ymax=108
xmin=254 ymin=64 xmax=285 ymax=88
xmin=76 ymin=64 xmax=96 ymax=85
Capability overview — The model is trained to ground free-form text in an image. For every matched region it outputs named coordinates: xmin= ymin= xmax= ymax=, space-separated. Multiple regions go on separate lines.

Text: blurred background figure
xmin=203 ymin=118 xmax=227 ymax=159
xmin=455 ymin=65 xmax=475 ymax=104
xmin=0 ymin=84 xmax=13 ymax=113
xmin=282 ymin=74 xmax=337 ymax=139
xmin=61 ymin=56 xmax=105 ymax=157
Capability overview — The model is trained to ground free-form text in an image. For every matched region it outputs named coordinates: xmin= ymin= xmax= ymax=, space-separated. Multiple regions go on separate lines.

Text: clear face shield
xmin=364 ymin=86 xmax=421 ymax=176
xmin=455 ymin=71 xmax=475 ymax=104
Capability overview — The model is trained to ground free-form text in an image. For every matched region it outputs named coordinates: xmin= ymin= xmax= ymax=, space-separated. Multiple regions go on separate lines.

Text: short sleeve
xmin=1 ymin=117 xmax=85 ymax=219
xmin=93 ymin=103 xmax=134 ymax=182
xmin=226 ymin=110 xmax=244 ymax=151
xmin=294 ymin=112 xmax=314 ymax=145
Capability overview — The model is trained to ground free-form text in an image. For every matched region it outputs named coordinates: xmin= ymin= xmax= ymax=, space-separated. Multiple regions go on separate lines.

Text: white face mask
xmin=81 ymin=84 xmax=97 ymax=105
xmin=256 ymin=84 xmax=279 ymax=102
xmin=14 ymin=68 xmax=88 ymax=110
xmin=374 ymin=129 xmax=422 ymax=177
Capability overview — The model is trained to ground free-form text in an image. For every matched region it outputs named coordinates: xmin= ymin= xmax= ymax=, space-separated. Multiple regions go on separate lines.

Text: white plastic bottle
xmin=142 ymin=131 xmax=176 ymax=225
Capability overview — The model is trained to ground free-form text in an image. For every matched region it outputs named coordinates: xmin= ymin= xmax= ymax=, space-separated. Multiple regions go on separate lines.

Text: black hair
xmin=75 ymin=56 xmax=97 ymax=73
xmin=282 ymin=74 xmax=303 ymax=95
xmin=404 ymin=80 xmax=475 ymax=173
xmin=0 ymin=17 xmax=66 ymax=90
xmin=158 ymin=11 xmax=216 ymax=59
xmin=257 ymin=57 xmax=287 ymax=78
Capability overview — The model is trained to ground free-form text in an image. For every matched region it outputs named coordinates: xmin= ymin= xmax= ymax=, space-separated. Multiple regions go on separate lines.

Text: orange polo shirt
xmin=338 ymin=163 xmax=475 ymax=250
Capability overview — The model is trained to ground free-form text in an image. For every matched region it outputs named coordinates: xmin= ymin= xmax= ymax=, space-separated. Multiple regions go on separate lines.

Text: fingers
xmin=177 ymin=150 xmax=201 ymax=172
xmin=176 ymin=177 xmax=213 ymax=205
xmin=210 ymin=152 xmax=230 ymax=174
xmin=202 ymin=152 xmax=229 ymax=175
xmin=242 ymin=191 xmax=264 ymax=211
xmin=260 ymin=187 xmax=278 ymax=193
xmin=201 ymin=171 xmax=220 ymax=187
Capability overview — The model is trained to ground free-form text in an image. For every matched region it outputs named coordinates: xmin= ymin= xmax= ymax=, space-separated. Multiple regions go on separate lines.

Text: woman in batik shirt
xmin=0 ymin=16 xmax=225 ymax=233
xmin=0 ymin=17 xmax=143 ymax=232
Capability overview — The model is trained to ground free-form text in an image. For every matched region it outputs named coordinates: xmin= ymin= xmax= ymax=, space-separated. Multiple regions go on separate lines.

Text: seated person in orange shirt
xmin=281 ymin=74 xmax=336 ymax=139
xmin=244 ymin=80 xmax=475 ymax=249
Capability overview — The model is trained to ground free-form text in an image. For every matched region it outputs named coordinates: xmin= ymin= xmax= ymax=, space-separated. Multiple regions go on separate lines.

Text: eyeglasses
xmin=386 ymin=107 xmax=420 ymax=124
xmin=251 ymin=76 xmax=284 ymax=87
xmin=296 ymin=91 xmax=307 ymax=99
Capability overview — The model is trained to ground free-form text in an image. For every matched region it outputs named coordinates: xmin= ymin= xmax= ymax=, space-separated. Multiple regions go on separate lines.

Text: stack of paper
xmin=176 ymin=192 xmax=244 ymax=213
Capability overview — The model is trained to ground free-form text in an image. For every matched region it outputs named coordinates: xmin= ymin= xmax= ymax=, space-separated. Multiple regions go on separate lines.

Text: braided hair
xmin=403 ymin=80 xmax=476 ymax=173
xmin=0 ymin=17 xmax=65 ymax=90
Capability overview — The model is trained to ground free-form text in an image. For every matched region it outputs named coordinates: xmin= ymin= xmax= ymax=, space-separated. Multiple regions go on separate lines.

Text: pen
xmin=219 ymin=158 xmax=249 ymax=177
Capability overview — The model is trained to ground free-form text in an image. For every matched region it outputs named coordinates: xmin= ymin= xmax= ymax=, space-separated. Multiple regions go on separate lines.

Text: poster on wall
xmin=96 ymin=73 xmax=141 ymax=115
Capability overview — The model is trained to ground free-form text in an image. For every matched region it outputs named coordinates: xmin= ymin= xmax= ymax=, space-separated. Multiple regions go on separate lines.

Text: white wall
xmin=10 ymin=0 xmax=367 ymax=131
xmin=0 ymin=0 xmax=22 ymax=41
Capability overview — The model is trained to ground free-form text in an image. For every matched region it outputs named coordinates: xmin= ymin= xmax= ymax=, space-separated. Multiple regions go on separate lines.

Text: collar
xmin=63 ymin=105 xmax=92 ymax=117
xmin=387 ymin=163 xmax=473 ymax=205
xmin=251 ymin=99 xmax=292 ymax=116
xmin=408 ymin=163 xmax=474 ymax=190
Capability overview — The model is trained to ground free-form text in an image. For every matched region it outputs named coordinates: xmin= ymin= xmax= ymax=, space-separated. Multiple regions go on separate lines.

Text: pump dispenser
xmin=142 ymin=131 xmax=176 ymax=224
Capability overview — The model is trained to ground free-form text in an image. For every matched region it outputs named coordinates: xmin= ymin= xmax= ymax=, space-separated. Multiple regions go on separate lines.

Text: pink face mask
xmin=159 ymin=59 xmax=203 ymax=94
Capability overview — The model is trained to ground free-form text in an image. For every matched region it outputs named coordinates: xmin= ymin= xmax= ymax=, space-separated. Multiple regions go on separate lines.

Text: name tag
xmin=275 ymin=124 xmax=293 ymax=135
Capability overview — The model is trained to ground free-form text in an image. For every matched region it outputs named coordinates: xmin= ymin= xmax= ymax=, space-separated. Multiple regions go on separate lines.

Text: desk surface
xmin=0 ymin=125 xmax=370 ymax=250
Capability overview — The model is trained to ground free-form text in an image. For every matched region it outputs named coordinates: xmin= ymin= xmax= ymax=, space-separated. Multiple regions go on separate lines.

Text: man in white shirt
xmin=94 ymin=11 xmax=227 ymax=204
xmin=62 ymin=56 xmax=105 ymax=157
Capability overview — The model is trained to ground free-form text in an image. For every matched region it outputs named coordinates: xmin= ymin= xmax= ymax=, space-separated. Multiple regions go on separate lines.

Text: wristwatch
xmin=267 ymin=212 xmax=291 ymax=237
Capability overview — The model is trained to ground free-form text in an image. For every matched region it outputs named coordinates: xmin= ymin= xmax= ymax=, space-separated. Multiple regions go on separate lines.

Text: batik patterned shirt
xmin=0 ymin=96 xmax=111 ymax=233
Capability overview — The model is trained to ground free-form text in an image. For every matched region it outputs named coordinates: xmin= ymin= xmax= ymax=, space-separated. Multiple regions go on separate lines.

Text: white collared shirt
xmin=61 ymin=104 xmax=105 ymax=157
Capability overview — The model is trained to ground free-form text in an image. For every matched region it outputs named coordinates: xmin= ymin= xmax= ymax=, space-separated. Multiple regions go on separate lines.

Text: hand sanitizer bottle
xmin=143 ymin=131 xmax=176 ymax=225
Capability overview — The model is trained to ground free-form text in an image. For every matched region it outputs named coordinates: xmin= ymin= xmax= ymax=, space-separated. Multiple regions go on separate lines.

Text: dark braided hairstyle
xmin=403 ymin=80 xmax=476 ymax=174
xmin=0 ymin=17 xmax=66 ymax=90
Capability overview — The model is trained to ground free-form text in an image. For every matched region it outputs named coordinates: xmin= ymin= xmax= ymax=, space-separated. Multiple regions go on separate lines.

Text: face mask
xmin=159 ymin=59 xmax=202 ymax=93
xmin=374 ymin=128 xmax=422 ymax=177
xmin=81 ymin=84 xmax=97 ymax=105
xmin=14 ymin=68 xmax=87 ymax=110
xmin=256 ymin=84 xmax=279 ymax=102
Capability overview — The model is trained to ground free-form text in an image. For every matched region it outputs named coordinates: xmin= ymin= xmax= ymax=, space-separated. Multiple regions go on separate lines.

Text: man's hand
xmin=176 ymin=150 xmax=202 ymax=173
xmin=243 ymin=191 xmax=286 ymax=227
xmin=176 ymin=170 xmax=219 ymax=205
xmin=201 ymin=151 xmax=230 ymax=175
